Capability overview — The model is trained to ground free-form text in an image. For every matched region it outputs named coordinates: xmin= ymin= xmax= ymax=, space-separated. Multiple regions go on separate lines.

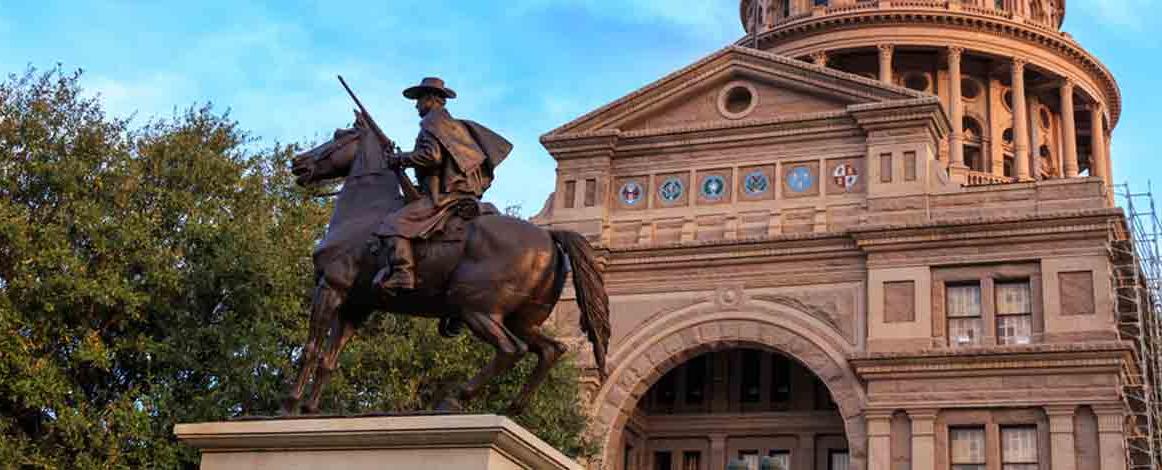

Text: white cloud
xmin=85 ymin=72 xmax=196 ymax=121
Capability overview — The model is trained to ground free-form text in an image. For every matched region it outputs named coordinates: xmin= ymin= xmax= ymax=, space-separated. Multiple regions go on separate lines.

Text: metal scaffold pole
xmin=1112 ymin=182 xmax=1162 ymax=469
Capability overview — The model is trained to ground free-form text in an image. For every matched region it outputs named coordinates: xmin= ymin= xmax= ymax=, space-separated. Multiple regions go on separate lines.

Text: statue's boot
xmin=373 ymin=236 xmax=417 ymax=292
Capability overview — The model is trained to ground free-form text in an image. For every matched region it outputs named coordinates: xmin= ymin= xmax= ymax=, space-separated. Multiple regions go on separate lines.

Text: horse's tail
xmin=550 ymin=230 xmax=610 ymax=381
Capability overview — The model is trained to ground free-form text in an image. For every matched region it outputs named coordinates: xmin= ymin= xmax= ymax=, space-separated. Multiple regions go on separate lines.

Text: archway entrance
xmin=621 ymin=348 xmax=849 ymax=470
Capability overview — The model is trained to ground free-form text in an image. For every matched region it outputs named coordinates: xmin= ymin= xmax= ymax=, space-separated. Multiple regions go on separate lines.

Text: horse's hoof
xmin=435 ymin=397 xmax=463 ymax=412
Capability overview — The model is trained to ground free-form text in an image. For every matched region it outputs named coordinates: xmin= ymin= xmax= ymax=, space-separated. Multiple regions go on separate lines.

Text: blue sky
xmin=1 ymin=1 xmax=1158 ymax=214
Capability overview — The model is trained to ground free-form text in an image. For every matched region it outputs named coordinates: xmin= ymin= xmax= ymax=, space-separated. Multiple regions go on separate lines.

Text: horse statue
xmin=280 ymin=116 xmax=609 ymax=416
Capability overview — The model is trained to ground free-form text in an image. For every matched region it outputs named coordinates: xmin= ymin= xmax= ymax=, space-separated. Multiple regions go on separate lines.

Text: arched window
xmin=963 ymin=116 xmax=987 ymax=171
xmin=814 ymin=0 xmax=829 ymax=6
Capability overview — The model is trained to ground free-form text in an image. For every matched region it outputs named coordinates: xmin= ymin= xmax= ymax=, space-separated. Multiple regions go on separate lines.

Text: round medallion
xmin=701 ymin=175 xmax=726 ymax=200
xmin=743 ymin=170 xmax=770 ymax=196
xmin=658 ymin=177 xmax=684 ymax=203
xmin=832 ymin=163 xmax=859 ymax=192
xmin=620 ymin=181 xmax=643 ymax=206
xmin=786 ymin=166 xmax=814 ymax=193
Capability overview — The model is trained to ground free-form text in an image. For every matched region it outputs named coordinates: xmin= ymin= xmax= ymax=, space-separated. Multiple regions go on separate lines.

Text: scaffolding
xmin=1111 ymin=183 xmax=1162 ymax=469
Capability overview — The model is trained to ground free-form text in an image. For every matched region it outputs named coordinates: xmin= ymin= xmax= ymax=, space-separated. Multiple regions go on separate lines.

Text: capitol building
xmin=533 ymin=1 xmax=1159 ymax=469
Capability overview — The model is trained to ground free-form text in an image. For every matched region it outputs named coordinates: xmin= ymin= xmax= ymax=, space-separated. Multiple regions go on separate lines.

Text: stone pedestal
xmin=174 ymin=414 xmax=582 ymax=470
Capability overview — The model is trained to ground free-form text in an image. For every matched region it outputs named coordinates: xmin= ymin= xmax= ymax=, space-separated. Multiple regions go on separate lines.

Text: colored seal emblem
xmin=620 ymin=181 xmax=643 ymax=205
xmin=701 ymin=175 xmax=726 ymax=200
xmin=658 ymin=177 xmax=684 ymax=203
xmin=786 ymin=166 xmax=814 ymax=193
xmin=743 ymin=170 xmax=769 ymax=196
xmin=832 ymin=163 xmax=859 ymax=192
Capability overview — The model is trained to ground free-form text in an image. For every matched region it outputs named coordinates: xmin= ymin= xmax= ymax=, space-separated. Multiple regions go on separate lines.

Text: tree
xmin=0 ymin=68 xmax=593 ymax=469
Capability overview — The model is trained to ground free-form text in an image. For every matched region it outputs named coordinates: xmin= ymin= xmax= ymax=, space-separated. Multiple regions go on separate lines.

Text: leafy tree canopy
xmin=0 ymin=68 xmax=593 ymax=469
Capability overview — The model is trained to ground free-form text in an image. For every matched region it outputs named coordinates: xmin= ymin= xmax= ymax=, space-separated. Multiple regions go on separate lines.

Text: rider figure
xmin=374 ymin=77 xmax=511 ymax=293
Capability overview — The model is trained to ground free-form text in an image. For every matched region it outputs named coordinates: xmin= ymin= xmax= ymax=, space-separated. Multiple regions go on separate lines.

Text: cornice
xmin=851 ymin=341 xmax=1132 ymax=379
xmin=742 ymin=8 xmax=1121 ymax=126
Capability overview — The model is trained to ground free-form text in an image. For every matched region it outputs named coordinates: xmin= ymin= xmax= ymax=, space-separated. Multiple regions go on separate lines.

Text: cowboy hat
xmin=402 ymin=77 xmax=457 ymax=100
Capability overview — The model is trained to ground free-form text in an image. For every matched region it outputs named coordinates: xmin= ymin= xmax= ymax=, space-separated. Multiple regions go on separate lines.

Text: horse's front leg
xmin=281 ymin=280 xmax=343 ymax=415
xmin=302 ymin=316 xmax=358 ymax=414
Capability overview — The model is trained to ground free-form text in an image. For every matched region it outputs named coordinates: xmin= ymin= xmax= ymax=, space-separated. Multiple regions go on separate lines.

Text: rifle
xmin=337 ymin=75 xmax=422 ymax=203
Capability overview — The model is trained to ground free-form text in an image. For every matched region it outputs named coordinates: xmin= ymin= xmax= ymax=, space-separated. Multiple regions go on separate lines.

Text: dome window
xmin=902 ymin=72 xmax=931 ymax=93
xmin=961 ymin=78 xmax=982 ymax=100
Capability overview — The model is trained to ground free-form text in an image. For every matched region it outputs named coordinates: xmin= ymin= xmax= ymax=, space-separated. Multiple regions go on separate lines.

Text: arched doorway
xmin=590 ymin=301 xmax=867 ymax=470
xmin=622 ymin=348 xmax=849 ymax=470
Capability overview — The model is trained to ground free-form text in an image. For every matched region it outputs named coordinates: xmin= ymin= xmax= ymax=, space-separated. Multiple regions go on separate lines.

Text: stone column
xmin=1045 ymin=405 xmax=1078 ymax=470
xmin=711 ymin=433 xmax=728 ymax=470
xmin=866 ymin=411 xmax=893 ymax=470
xmin=948 ymin=46 xmax=966 ymax=168
xmin=879 ymin=44 xmax=894 ymax=84
xmin=1028 ymin=96 xmax=1041 ymax=179
xmin=908 ymin=409 xmax=938 ymax=470
xmin=1089 ymin=104 xmax=1108 ymax=184
xmin=1093 ymin=404 xmax=1127 ymax=470
xmin=1060 ymin=80 xmax=1079 ymax=177
xmin=1011 ymin=58 xmax=1031 ymax=180
xmin=811 ymin=50 xmax=829 ymax=67
xmin=798 ymin=433 xmax=816 ymax=470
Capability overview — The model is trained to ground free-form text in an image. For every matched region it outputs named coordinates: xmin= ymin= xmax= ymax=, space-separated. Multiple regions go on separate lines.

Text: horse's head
xmin=292 ymin=126 xmax=361 ymax=187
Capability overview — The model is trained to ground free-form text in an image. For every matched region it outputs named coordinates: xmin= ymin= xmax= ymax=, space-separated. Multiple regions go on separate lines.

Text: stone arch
xmin=591 ymin=299 xmax=868 ymax=469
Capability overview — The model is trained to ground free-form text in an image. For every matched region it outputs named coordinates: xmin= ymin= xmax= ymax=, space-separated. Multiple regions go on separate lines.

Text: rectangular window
xmin=771 ymin=355 xmax=791 ymax=404
xmin=654 ymin=451 xmax=672 ymax=470
xmin=1002 ymin=426 xmax=1038 ymax=470
xmin=739 ymin=450 xmax=760 ymax=470
xmin=682 ymin=451 xmax=701 ymax=470
xmin=828 ymin=450 xmax=850 ymax=470
xmin=950 ymin=427 xmax=986 ymax=470
xmin=768 ymin=450 xmax=791 ymax=470
xmin=741 ymin=350 xmax=762 ymax=403
xmin=781 ymin=0 xmax=791 ymax=17
xmin=584 ymin=178 xmax=597 ymax=207
xmin=563 ymin=180 xmax=576 ymax=209
xmin=685 ymin=355 xmax=707 ymax=405
xmin=904 ymin=151 xmax=917 ymax=181
xmin=947 ymin=283 xmax=984 ymax=347
xmin=880 ymin=153 xmax=893 ymax=183
xmin=996 ymin=280 xmax=1033 ymax=345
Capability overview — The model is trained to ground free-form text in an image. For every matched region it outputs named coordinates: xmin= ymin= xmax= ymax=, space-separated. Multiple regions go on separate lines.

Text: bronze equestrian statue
xmin=281 ymin=77 xmax=609 ymax=416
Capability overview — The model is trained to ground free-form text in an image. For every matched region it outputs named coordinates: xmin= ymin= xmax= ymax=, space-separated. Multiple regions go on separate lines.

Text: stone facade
xmin=534 ymin=2 xmax=1133 ymax=469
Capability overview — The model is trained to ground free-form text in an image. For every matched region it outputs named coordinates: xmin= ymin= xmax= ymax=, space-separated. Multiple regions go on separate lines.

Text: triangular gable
xmin=542 ymin=46 xmax=925 ymax=139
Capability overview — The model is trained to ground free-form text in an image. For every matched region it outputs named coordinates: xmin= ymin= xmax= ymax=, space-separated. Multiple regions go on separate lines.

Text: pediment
xmin=543 ymin=46 xmax=925 ymax=139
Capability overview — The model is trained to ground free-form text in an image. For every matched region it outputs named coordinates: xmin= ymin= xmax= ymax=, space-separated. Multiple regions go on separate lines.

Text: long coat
xmin=376 ymin=108 xmax=511 ymax=239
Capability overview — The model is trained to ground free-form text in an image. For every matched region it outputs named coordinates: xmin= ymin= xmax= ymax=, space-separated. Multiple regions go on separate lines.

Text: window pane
xmin=996 ymin=281 xmax=1031 ymax=315
xmin=741 ymin=350 xmax=761 ymax=403
xmin=685 ymin=355 xmax=707 ymax=405
xmin=829 ymin=451 xmax=849 ymax=470
xmin=998 ymin=315 xmax=1032 ymax=345
xmin=947 ymin=284 xmax=982 ymax=318
xmin=949 ymin=318 xmax=985 ymax=346
xmin=772 ymin=355 xmax=791 ymax=403
xmin=767 ymin=451 xmax=791 ymax=470
xmin=951 ymin=428 xmax=986 ymax=464
xmin=1002 ymin=427 xmax=1038 ymax=464
xmin=683 ymin=451 xmax=701 ymax=470
xmin=740 ymin=450 xmax=759 ymax=470
xmin=654 ymin=451 xmax=672 ymax=470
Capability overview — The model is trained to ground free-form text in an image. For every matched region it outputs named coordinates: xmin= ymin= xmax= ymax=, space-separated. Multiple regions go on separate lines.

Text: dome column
xmin=1088 ymin=103 xmax=1109 ymax=185
xmin=1011 ymin=58 xmax=1032 ymax=181
xmin=1060 ymin=80 xmax=1079 ymax=177
xmin=948 ymin=46 xmax=966 ymax=168
xmin=878 ymin=44 xmax=894 ymax=84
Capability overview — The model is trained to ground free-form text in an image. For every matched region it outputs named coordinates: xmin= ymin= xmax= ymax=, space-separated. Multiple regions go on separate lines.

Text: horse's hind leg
xmin=505 ymin=322 xmax=567 ymax=416
xmin=436 ymin=310 xmax=528 ymax=412
xmin=282 ymin=279 xmax=343 ymax=415
xmin=302 ymin=314 xmax=358 ymax=414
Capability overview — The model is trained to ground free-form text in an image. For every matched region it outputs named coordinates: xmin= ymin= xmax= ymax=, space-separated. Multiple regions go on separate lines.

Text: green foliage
xmin=0 ymin=68 xmax=593 ymax=469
